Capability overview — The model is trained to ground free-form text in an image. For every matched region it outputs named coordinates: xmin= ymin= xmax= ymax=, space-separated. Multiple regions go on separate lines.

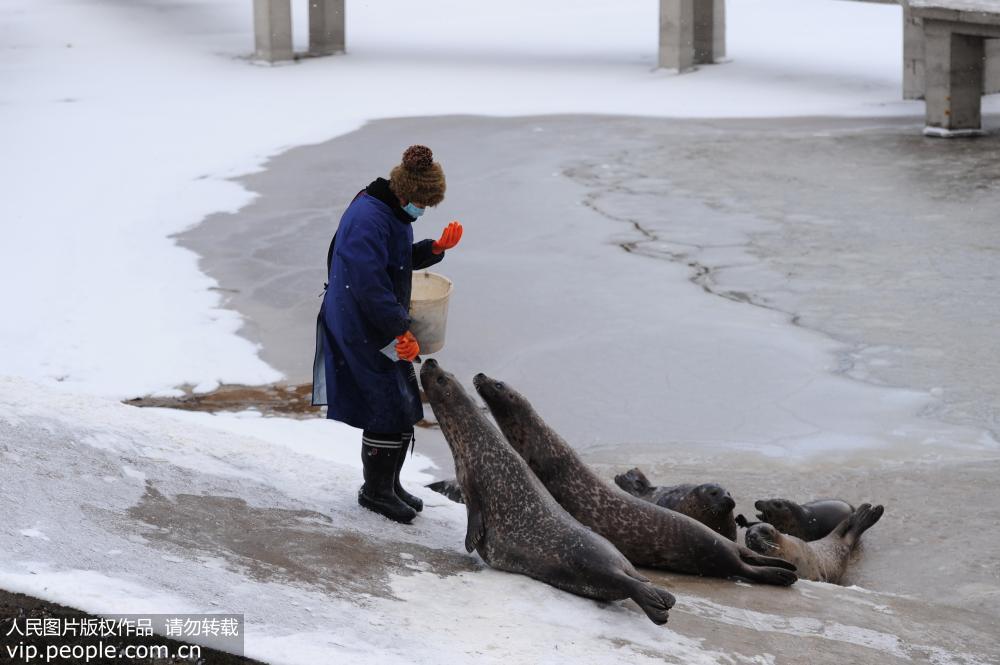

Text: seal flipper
xmin=735 ymin=514 xmax=760 ymax=529
xmin=837 ymin=503 xmax=884 ymax=546
xmin=614 ymin=467 xmax=653 ymax=497
xmin=464 ymin=491 xmax=486 ymax=553
xmin=622 ymin=577 xmax=675 ymax=625
xmin=427 ymin=479 xmax=465 ymax=504
xmin=737 ymin=565 xmax=798 ymax=587
xmin=738 ymin=545 xmax=797 ymax=571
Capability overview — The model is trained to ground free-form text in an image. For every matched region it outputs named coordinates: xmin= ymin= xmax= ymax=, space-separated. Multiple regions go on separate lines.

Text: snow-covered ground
xmin=3 ymin=1 xmax=1000 ymax=663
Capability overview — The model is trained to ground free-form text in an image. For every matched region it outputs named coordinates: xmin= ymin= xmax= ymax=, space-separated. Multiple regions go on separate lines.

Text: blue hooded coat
xmin=312 ymin=178 xmax=444 ymax=433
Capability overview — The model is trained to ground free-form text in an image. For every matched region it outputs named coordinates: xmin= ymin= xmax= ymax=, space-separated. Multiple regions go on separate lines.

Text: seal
xmin=614 ymin=467 xmax=738 ymax=541
xmin=744 ymin=503 xmax=884 ymax=583
xmin=474 ymin=374 xmax=797 ymax=586
xmin=740 ymin=498 xmax=855 ymax=541
xmin=420 ymin=360 xmax=676 ymax=624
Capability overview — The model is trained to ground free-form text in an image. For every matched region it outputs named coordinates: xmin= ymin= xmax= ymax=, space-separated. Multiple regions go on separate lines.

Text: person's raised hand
xmin=432 ymin=221 xmax=463 ymax=255
xmin=395 ymin=331 xmax=420 ymax=362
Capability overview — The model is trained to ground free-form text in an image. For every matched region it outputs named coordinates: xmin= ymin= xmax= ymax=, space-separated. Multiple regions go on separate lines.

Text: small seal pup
xmin=744 ymin=504 xmax=884 ymax=583
xmin=614 ymin=468 xmax=738 ymax=541
xmin=474 ymin=374 xmax=797 ymax=586
xmin=739 ymin=498 xmax=855 ymax=541
xmin=420 ymin=360 xmax=676 ymax=624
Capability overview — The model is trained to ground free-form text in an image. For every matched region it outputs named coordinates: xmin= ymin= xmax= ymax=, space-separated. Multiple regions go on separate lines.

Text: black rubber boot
xmin=358 ymin=443 xmax=417 ymax=524
xmin=393 ymin=434 xmax=423 ymax=513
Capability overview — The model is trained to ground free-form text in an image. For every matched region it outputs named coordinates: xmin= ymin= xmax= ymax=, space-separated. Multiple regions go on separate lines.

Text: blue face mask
xmin=402 ymin=202 xmax=425 ymax=219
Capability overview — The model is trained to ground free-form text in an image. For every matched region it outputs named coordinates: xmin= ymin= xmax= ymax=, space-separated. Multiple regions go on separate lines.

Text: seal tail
xmin=837 ymin=503 xmax=884 ymax=545
xmin=614 ymin=467 xmax=653 ymax=497
xmin=626 ymin=579 xmax=675 ymax=625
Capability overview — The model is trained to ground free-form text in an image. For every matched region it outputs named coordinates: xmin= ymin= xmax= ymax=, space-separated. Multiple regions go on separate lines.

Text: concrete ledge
xmin=909 ymin=5 xmax=1000 ymax=27
xmin=910 ymin=14 xmax=1000 ymax=35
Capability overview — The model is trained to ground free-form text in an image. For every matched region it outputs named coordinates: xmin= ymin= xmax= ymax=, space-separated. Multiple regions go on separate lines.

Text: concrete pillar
xmin=309 ymin=0 xmax=346 ymax=56
xmin=693 ymin=0 xmax=726 ymax=65
xmin=923 ymin=21 xmax=985 ymax=136
xmin=253 ymin=0 xmax=294 ymax=63
xmin=903 ymin=5 xmax=925 ymax=100
xmin=659 ymin=0 xmax=695 ymax=71
xmin=986 ymin=38 xmax=1000 ymax=95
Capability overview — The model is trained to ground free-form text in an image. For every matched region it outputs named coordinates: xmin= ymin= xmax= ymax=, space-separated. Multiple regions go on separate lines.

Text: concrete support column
xmin=986 ymin=38 xmax=1000 ymax=95
xmin=903 ymin=4 xmax=926 ymax=100
xmin=253 ymin=0 xmax=294 ymax=63
xmin=923 ymin=21 xmax=985 ymax=136
xmin=660 ymin=0 xmax=725 ymax=71
xmin=309 ymin=0 xmax=346 ymax=56
xmin=693 ymin=0 xmax=726 ymax=65
xmin=659 ymin=0 xmax=695 ymax=71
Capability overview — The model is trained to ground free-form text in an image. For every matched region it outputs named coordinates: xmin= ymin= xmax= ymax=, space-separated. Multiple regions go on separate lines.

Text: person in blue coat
xmin=313 ymin=145 xmax=463 ymax=524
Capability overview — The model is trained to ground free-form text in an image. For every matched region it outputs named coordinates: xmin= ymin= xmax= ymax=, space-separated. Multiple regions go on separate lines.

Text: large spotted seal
xmin=474 ymin=374 xmax=797 ymax=586
xmin=420 ymin=360 xmax=676 ymax=624
xmin=745 ymin=504 xmax=884 ymax=583
xmin=740 ymin=498 xmax=855 ymax=541
xmin=614 ymin=468 xmax=738 ymax=541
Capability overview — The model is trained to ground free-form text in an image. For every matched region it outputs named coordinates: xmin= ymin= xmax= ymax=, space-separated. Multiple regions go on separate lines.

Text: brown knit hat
xmin=388 ymin=145 xmax=446 ymax=207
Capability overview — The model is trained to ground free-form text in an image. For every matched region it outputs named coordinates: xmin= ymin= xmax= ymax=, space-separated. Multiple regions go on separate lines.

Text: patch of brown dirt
xmin=125 ymin=383 xmax=318 ymax=418
xmin=125 ymin=383 xmax=440 ymax=428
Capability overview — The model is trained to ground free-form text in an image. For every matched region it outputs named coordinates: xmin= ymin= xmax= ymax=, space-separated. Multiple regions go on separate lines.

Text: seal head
xmin=754 ymin=499 xmax=806 ymax=537
xmin=745 ymin=523 xmax=784 ymax=557
xmin=614 ymin=468 xmax=738 ymax=541
xmin=697 ymin=483 xmax=737 ymax=515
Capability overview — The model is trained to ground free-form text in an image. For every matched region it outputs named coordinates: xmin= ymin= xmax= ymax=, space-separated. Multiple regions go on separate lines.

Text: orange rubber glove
xmin=395 ymin=331 xmax=420 ymax=362
xmin=432 ymin=221 xmax=463 ymax=255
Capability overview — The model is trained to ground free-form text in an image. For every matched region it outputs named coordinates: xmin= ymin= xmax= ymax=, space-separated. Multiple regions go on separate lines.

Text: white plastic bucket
xmin=409 ymin=271 xmax=453 ymax=354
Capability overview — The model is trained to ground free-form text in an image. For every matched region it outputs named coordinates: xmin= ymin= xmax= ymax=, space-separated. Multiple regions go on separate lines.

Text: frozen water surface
xmin=183 ymin=114 xmax=1000 ymax=455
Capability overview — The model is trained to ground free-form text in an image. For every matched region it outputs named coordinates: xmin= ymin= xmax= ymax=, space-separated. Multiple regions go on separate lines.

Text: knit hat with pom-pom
xmin=389 ymin=145 xmax=446 ymax=207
